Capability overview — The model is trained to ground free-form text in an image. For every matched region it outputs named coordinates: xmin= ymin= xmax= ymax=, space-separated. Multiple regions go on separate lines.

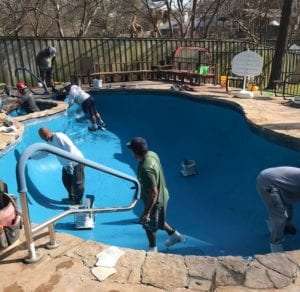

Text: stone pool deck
xmin=1 ymin=81 xmax=300 ymax=291
xmin=0 ymin=99 xmax=67 ymax=154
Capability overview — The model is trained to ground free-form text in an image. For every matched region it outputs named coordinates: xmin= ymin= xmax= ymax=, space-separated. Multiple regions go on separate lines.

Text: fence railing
xmin=0 ymin=37 xmax=299 ymax=91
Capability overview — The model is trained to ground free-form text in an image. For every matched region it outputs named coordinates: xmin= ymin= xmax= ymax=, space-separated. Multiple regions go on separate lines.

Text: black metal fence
xmin=0 ymin=36 xmax=299 ymax=91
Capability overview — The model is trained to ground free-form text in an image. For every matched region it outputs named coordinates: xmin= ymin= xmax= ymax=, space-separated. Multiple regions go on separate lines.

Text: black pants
xmin=39 ymin=68 xmax=54 ymax=87
xmin=82 ymin=97 xmax=98 ymax=122
xmin=62 ymin=164 xmax=85 ymax=202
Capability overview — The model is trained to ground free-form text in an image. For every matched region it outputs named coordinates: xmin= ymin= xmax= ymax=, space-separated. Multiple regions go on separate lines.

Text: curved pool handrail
xmin=15 ymin=67 xmax=49 ymax=95
xmin=16 ymin=142 xmax=141 ymax=263
xmin=17 ymin=143 xmax=140 ymax=195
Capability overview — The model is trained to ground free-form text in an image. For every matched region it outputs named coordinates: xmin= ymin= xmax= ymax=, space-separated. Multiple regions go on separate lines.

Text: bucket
xmin=92 ymin=79 xmax=102 ymax=88
xmin=181 ymin=160 xmax=197 ymax=176
xmin=247 ymin=83 xmax=259 ymax=91
xmin=220 ymin=76 xmax=227 ymax=88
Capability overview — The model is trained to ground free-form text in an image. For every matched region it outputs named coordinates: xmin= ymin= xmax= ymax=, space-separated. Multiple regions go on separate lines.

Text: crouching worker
xmin=257 ymin=166 xmax=300 ymax=252
xmin=4 ymin=82 xmax=40 ymax=115
xmin=127 ymin=137 xmax=186 ymax=252
xmin=38 ymin=127 xmax=85 ymax=205
xmin=64 ymin=83 xmax=106 ymax=131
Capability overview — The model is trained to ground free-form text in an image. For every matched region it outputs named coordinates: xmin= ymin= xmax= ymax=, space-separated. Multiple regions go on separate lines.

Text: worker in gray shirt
xmin=4 ymin=82 xmax=40 ymax=114
xmin=257 ymin=166 xmax=300 ymax=252
xmin=36 ymin=46 xmax=56 ymax=92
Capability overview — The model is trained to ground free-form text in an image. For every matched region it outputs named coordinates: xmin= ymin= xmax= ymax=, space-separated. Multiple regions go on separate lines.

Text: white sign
xmin=232 ymin=50 xmax=263 ymax=77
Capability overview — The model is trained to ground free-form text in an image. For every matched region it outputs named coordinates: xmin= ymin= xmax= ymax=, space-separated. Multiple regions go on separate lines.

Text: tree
xmin=0 ymin=0 xmax=297 ymax=42
xmin=268 ymin=0 xmax=294 ymax=88
xmin=189 ymin=0 xmax=198 ymax=38
xmin=0 ymin=0 xmax=26 ymax=36
xmin=66 ymin=0 xmax=104 ymax=37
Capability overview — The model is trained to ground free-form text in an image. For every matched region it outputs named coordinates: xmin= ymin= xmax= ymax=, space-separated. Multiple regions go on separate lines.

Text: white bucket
xmin=181 ymin=160 xmax=197 ymax=176
xmin=92 ymin=79 xmax=102 ymax=88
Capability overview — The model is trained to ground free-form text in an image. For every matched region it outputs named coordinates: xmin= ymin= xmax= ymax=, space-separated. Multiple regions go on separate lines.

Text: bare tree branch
xmin=228 ymin=9 xmax=259 ymax=42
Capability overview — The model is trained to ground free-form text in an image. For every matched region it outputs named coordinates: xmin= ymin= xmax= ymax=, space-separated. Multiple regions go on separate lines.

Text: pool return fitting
xmin=17 ymin=143 xmax=140 ymax=263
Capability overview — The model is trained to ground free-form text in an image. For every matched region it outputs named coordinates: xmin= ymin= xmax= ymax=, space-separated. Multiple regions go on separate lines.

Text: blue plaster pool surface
xmin=1 ymin=90 xmax=300 ymax=257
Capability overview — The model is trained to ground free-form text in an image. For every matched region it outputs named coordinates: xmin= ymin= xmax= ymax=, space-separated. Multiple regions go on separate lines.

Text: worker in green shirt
xmin=127 ymin=137 xmax=186 ymax=252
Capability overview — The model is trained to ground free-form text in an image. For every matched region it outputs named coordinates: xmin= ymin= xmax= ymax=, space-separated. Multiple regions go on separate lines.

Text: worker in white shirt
xmin=38 ymin=127 xmax=85 ymax=205
xmin=64 ymin=83 xmax=105 ymax=131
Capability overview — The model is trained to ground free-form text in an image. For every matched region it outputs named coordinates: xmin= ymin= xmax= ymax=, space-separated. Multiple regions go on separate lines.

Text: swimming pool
xmin=1 ymin=90 xmax=300 ymax=257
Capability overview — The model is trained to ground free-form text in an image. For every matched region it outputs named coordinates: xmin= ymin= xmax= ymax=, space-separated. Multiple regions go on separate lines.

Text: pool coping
xmin=1 ymin=81 xmax=300 ymax=291
xmin=0 ymin=99 xmax=67 ymax=155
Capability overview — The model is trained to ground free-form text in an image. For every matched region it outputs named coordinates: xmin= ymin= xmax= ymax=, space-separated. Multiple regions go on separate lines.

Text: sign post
xmin=231 ymin=50 xmax=263 ymax=98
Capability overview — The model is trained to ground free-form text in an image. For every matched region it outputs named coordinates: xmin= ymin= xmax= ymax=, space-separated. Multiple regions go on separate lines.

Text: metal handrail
xmin=16 ymin=143 xmax=140 ymax=263
xmin=15 ymin=67 xmax=49 ymax=95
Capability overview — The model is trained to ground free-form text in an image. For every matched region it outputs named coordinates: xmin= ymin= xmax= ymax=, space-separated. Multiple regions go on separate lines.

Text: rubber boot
xmin=270 ymin=243 xmax=284 ymax=253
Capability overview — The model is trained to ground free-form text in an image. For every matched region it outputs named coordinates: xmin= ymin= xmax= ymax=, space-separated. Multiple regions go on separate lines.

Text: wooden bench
xmin=151 ymin=65 xmax=173 ymax=80
xmin=89 ymin=70 xmax=155 ymax=83
xmin=155 ymin=64 xmax=217 ymax=85
xmin=71 ymin=61 xmax=154 ymax=85
xmin=188 ymin=64 xmax=217 ymax=85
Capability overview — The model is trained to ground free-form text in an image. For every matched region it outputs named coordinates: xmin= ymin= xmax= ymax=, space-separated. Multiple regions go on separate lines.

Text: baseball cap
xmin=126 ymin=137 xmax=148 ymax=153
